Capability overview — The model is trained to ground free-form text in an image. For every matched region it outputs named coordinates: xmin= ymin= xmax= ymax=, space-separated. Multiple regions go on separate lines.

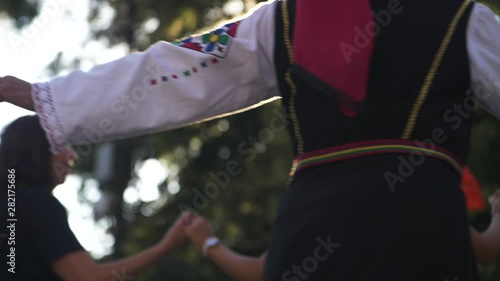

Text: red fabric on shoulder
xmin=293 ymin=0 xmax=375 ymax=116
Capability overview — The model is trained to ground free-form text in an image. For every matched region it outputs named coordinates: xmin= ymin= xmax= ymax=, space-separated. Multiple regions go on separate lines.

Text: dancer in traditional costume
xmin=1 ymin=0 xmax=500 ymax=280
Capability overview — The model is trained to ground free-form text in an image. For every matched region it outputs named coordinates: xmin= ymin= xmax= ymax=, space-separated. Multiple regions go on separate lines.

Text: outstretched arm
xmin=0 ymin=1 xmax=279 ymax=153
xmin=30 ymin=190 xmax=190 ymax=281
xmin=184 ymin=213 xmax=266 ymax=281
xmin=470 ymin=190 xmax=500 ymax=265
xmin=0 ymin=76 xmax=34 ymax=110
xmin=52 ymin=213 xmax=190 ymax=281
xmin=467 ymin=3 xmax=500 ymax=118
xmin=465 ymin=4 xmax=500 ymax=264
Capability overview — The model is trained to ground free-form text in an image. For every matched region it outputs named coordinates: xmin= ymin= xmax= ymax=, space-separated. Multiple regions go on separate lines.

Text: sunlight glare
xmin=137 ymin=159 xmax=168 ymax=202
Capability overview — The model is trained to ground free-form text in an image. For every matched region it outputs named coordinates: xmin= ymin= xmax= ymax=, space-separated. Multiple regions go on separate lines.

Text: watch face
xmin=206 ymin=237 xmax=219 ymax=246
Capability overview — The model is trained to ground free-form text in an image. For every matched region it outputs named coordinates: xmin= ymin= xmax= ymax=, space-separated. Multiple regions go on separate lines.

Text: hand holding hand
xmin=183 ymin=213 xmax=215 ymax=250
xmin=158 ymin=212 xmax=192 ymax=252
xmin=0 ymin=76 xmax=34 ymax=110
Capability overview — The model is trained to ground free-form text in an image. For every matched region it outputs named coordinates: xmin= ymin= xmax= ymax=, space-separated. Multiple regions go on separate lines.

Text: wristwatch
xmin=202 ymin=237 xmax=220 ymax=257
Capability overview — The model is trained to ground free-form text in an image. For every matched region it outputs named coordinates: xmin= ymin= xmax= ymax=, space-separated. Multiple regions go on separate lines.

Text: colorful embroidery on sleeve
xmin=174 ymin=22 xmax=240 ymax=58
xmin=150 ymin=58 xmax=220 ymax=86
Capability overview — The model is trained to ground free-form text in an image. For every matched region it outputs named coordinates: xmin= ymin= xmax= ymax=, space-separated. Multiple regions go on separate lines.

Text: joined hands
xmin=158 ymin=211 xmax=215 ymax=254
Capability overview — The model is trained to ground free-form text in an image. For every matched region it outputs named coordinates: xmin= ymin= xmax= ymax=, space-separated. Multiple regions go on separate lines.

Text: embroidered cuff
xmin=32 ymin=82 xmax=67 ymax=153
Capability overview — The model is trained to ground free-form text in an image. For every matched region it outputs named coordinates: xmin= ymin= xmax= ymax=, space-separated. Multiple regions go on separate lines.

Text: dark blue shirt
xmin=1 ymin=187 xmax=84 ymax=281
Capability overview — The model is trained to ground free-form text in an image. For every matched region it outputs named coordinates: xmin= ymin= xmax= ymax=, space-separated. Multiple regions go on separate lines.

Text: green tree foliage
xmin=88 ymin=0 xmax=259 ymax=50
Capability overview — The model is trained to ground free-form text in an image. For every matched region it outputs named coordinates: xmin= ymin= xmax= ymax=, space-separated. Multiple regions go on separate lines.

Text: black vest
xmin=274 ymin=0 xmax=475 ymax=162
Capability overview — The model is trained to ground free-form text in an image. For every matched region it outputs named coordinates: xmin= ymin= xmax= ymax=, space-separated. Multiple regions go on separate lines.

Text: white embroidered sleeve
xmin=467 ymin=3 xmax=500 ymax=119
xmin=31 ymin=0 xmax=279 ymax=153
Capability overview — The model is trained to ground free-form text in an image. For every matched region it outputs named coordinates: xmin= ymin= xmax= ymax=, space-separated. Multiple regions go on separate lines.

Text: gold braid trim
xmin=402 ymin=0 xmax=472 ymax=139
xmin=281 ymin=0 xmax=304 ymax=154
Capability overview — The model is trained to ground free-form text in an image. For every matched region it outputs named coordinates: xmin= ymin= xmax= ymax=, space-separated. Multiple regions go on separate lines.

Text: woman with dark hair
xmin=0 ymin=115 xmax=188 ymax=281
xmin=0 ymin=115 xmax=73 ymax=189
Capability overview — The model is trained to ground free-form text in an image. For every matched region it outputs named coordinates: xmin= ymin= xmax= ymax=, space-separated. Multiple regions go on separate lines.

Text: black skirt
xmin=263 ymin=154 xmax=479 ymax=281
